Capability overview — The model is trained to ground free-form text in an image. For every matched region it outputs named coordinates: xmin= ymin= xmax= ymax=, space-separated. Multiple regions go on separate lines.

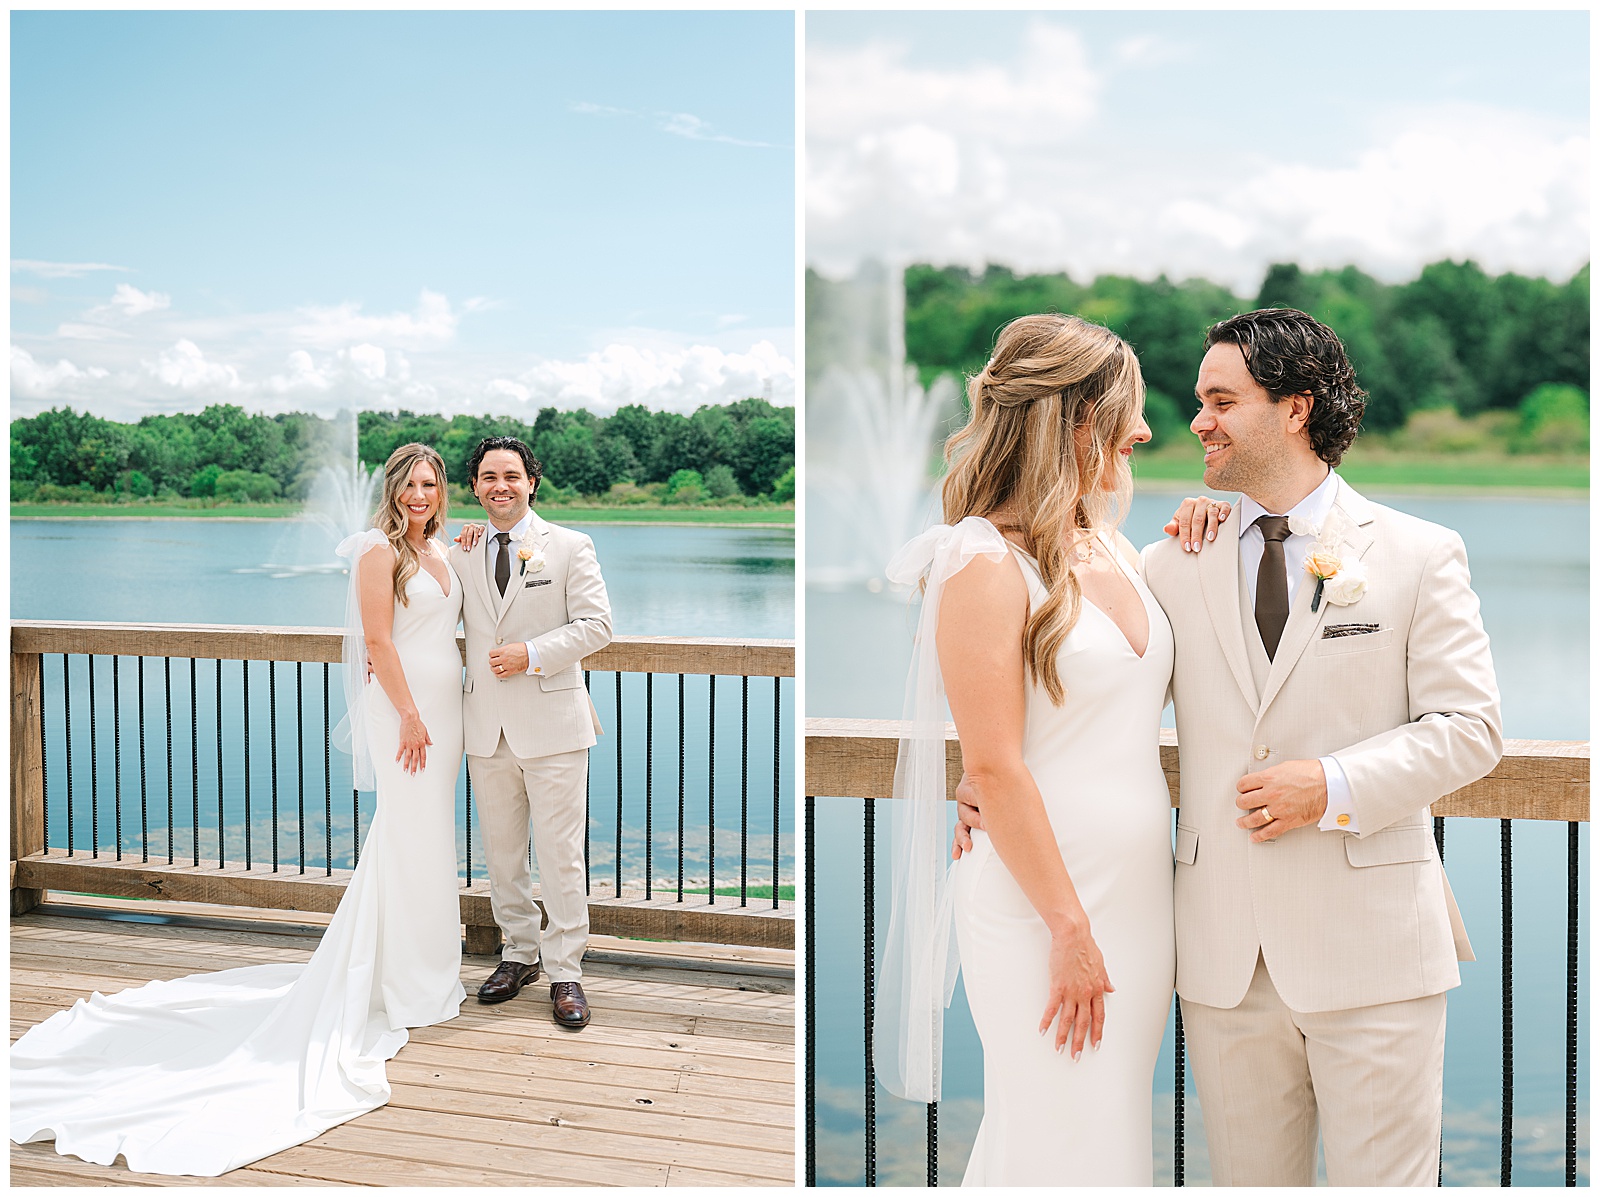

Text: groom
xmin=449 ymin=436 xmax=612 ymax=1030
xmin=960 ymin=308 xmax=1501 ymax=1185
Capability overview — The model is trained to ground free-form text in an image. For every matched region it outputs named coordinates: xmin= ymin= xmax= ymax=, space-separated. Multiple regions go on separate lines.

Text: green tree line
xmin=11 ymin=399 xmax=796 ymax=505
xmin=897 ymin=258 xmax=1589 ymax=452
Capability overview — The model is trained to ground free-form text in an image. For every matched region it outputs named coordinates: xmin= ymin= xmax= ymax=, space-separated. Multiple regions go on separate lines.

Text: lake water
xmin=807 ymin=491 xmax=1588 ymax=1187
xmin=13 ymin=517 xmax=795 ymax=893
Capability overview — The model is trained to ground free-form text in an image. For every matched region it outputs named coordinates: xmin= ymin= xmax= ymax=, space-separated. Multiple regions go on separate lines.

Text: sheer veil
xmin=874 ymin=515 xmax=1009 ymax=1103
xmin=333 ymin=529 xmax=389 ymax=792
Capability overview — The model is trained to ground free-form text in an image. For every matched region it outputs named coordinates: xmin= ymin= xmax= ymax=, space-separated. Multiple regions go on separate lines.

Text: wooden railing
xmin=803 ymin=718 xmax=1589 ymax=1187
xmin=10 ymin=621 xmax=795 ymax=950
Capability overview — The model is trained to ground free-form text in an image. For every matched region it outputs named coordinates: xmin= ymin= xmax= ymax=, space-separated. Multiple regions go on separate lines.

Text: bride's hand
xmin=454 ymin=522 xmax=487 ymax=551
xmin=1163 ymin=496 xmax=1231 ymax=553
xmin=1042 ymin=920 xmax=1115 ymax=1059
xmin=397 ymin=711 xmax=432 ymax=774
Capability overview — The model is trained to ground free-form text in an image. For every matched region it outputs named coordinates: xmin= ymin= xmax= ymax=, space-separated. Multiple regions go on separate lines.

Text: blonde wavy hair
xmin=941 ymin=313 xmax=1145 ymax=705
xmin=373 ymin=443 xmax=449 ymax=607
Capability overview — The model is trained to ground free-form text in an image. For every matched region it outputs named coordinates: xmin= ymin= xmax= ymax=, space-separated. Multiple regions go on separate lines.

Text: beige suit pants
xmin=467 ymin=735 xmax=590 ymax=981
xmin=1181 ymin=954 xmax=1447 ymax=1187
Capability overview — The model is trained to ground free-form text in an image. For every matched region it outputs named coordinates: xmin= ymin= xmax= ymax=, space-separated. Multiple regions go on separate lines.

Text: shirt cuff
xmin=525 ymin=641 xmax=542 ymax=675
xmin=1317 ymin=756 xmax=1358 ymax=833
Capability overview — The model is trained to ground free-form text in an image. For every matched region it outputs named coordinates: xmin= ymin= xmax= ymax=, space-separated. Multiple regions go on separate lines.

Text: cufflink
xmin=1336 ymin=813 xmax=1351 ymax=827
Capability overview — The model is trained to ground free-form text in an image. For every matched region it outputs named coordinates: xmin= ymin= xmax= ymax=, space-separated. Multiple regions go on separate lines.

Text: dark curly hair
xmin=1204 ymin=308 xmax=1366 ymax=466
xmin=466 ymin=436 xmax=543 ymax=504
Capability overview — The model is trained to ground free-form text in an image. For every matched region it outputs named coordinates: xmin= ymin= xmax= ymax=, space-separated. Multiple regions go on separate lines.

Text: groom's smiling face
xmin=472 ymin=449 xmax=533 ymax=531
xmin=1191 ymin=343 xmax=1311 ymax=499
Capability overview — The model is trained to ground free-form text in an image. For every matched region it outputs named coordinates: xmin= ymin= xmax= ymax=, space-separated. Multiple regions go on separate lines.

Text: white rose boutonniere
xmin=1304 ymin=544 xmax=1368 ymax=611
xmin=516 ymin=526 xmax=545 ymax=573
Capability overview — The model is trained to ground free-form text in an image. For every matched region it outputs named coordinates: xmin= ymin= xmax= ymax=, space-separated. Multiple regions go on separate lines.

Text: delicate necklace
xmin=1072 ymin=530 xmax=1099 ymax=565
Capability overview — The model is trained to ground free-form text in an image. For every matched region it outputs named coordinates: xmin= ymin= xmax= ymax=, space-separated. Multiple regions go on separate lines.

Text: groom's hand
xmin=1235 ymin=759 xmax=1328 ymax=842
xmin=951 ymin=773 xmax=986 ymax=859
xmin=488 ymin=643 xmax=530 ymax=678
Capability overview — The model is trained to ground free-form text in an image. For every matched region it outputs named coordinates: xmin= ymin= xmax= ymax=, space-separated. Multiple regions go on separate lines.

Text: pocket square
xmin=1322 ymin=623 xmax=1380 ymax=639
xmin=524 ymin=578 xmax=552 ymax=588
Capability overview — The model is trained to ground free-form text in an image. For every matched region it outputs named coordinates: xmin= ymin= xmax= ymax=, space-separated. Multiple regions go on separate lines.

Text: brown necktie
xmin=1254 ymin=515 xmax=1292 ymax=660
xmin=494 ymin=532 xmax=512 ymax=597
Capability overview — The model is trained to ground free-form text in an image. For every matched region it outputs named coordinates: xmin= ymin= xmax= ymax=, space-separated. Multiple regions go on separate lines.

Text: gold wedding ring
xmin=1260 ymin=806 xmax=1274 ymax=824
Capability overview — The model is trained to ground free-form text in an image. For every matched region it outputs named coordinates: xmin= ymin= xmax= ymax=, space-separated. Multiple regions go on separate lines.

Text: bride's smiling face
xmin=1074 ymin=407 xmax=1152 ymax=488
xmin=397 ymin=461 xmax=441 ymax=533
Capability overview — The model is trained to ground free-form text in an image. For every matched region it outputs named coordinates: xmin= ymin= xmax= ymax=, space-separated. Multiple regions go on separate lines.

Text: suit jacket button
xmin=496 ymin=637 xmax=504 ymax=645
xmin=1254 ymin=745 xmax=1269 ymax=760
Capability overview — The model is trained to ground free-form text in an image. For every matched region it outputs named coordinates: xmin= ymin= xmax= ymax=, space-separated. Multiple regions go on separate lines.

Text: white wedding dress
xmin=10 ymin=545 xmax=467 ymax=1177
xmin=951 ymin=531 xmax=1176 ymax=1186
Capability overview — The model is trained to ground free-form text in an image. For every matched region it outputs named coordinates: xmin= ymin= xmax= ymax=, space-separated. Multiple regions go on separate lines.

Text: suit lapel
xmin=458 ymin=535 xmax=496 ymax=625
xmin=1257 ymin=477 xmax=1377 ymax=715
xmin=496 ymin=511 xmax=552 ymax=626
xmin=1198 ymin=503 xmax=1260 ymax=714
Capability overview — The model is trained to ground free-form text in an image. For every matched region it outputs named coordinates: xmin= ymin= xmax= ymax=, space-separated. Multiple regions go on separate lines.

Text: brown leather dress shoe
xmin=550 ymin=981 xmax=591 ymax=1029
xmin=477 ymin=959 xmax=540 ymax=1004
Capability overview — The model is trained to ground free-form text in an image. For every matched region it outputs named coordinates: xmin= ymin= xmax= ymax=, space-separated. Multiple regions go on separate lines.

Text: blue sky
xmin=808 ymin=10 xmax=1588 ymax=290
xmin=13 ymin=11 xmax=795 ymax=421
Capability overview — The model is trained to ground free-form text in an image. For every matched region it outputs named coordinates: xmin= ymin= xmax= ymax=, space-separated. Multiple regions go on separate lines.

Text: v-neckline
xmin=414 ymin=543 xmax=452 ymax=599
xmin=1079 ymin=534 xmax=1150 ymax=661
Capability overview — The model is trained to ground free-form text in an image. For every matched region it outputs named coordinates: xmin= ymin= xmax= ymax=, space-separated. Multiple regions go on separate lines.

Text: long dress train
xmin=10 ymin=554 xmax=466 ymax=1177
xmin=950 ymin=530 xmax=1176 ymax=1186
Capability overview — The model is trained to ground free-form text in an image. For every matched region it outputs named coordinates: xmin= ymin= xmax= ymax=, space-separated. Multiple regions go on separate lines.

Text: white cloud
xmin=11 ymin=259 xmax=129 ymax=279
xmin=101 ymin=283 xmax=172 ymax=318
xmin=572 ymin=99 xmax=781 ymax=149
xmin=10 ymin=346 xmax=110 ymax=400
xmin=807 ymin=28 xmax=1589 ymax=289
xmin=511 ymin=340 xmax=795 ymax=415
xmin=148 ymin=340 xmax=241 ymax=391
xmin=343 ymin=343 xmax=388 ymax=381
xmin=56 ymin=322 xmax=131 ymax=341
xmin=289 ymin=289 xmax=463 ymax=350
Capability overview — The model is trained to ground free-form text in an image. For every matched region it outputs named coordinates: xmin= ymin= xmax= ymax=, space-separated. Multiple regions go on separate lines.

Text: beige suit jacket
xmin=1142 ymin=476 xmax=1501 ymax=1013
xmin=450 ymin=510 xmax=612 ymax=760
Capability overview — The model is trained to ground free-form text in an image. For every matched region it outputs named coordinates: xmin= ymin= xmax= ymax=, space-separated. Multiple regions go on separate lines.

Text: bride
xmin=11 ymin=443 xmax=468 ymax=1176
xmin=879 ymin=314 xmax=1175 ymax=1185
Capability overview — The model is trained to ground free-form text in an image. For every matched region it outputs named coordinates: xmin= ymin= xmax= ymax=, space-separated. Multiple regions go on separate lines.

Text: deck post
xmin=11 ymin=651 xmax=45 ymax=915
xmin=464 ymin=921 xmax=503 ymax=956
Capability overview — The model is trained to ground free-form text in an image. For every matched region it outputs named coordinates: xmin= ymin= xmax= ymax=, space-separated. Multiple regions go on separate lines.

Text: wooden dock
xmin=10 ymin=894 xmax=796 ymax=1187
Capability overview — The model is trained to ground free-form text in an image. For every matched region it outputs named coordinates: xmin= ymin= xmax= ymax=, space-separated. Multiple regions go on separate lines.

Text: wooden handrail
xmin=805 ymin=717 xmax=1589 ymax=822
xmin=11 ymin=621 xmax=795 ymax=677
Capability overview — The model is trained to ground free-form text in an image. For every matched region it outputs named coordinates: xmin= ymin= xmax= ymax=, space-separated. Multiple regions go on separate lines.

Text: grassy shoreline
xmin=1133 ymin=449 xmax=1588 ymax=496
xmin=10 ymin=502 xmax=796 ymax=525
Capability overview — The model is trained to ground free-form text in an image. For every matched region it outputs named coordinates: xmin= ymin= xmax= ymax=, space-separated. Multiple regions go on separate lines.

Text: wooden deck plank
xmin=10 ymin=900 xmax=794 ymax=1188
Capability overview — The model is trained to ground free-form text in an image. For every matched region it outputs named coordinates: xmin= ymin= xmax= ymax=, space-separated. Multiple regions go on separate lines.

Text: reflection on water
xmin=808 ymin=489 xmax=1588 ymax=1186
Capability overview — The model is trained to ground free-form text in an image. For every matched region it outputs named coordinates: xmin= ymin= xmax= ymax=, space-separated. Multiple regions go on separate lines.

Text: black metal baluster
xmin=296 ymin=663 xmax=305 ymax=875
xmin=740 ymin=674 xmax=749 ymax=908
xmin=323 ymin=665 xmax=332 ymax=876
xmin=88 ymin=655 xmax=99 ymax=858
xmin=1566 ymin=820 xmax=1578 ymax=1188
xmin=864 ymin=792 xmax=877 ymax=1186
xmin=773 ymin=677 xmax=781 ymax=910
xmin=804 ymin=791 xmax=816 ymax=1188
xmin=215 ymin=659 xmax=224 ymax=868
xmin=243 ymin=659 xmax=252 ymax=869
xmin=1436 ymin=814 xmax=1446 ymax=1187
xmin=112 ymin=657 xmax=122 ymax=860
xmin=615 ymin=671 xmax=623 ymax=896
xmin=927 ymin=1102 xmax=938 ymax=1186
xmin=188 ymin=658 xmax=197 ymax=867
xmin=708 ymin=674 xmax=717 ymax=904
xmin=269 ymin=662 xmax=279 ymax=872
xmin=39 ymin=657 xmax=48 ymax=856
xmin=137 ymin=657 xmax=148 ymax=862
xmin=677 ymin=674 xmax=686 ymax=903
xmin=645 ymin=674 xmax=654 ymax=900
xmin=584 ymin=669 xmax=592 ymax=895
xmin=1175 ymin=1003 xmax=1187 ymax=1186
xmin=1501 ymin=817 xmax=1513 ymax=1187
xmin=353 ymin=788 xmax=360 ymax=866
xmin=465 ymin=768 xmax=473 ymax=884
xmin=64 ymin=656 xmax=74 ymax=856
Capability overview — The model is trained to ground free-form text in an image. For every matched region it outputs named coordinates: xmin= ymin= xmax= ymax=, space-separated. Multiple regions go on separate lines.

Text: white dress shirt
xmin=484 ymin=510 xmax=544 ymax=675
xmin=1236 ymin=469 xmax=1359 ymax=835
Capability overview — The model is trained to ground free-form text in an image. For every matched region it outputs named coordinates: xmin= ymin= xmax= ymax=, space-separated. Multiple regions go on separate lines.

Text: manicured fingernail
xmin=1073 ymin=1048 xmax=1082 ymax=1062
xmin=1182 ymin=541 xmax=1190 ymax=552
xmin=1208 ymin=530 xmax=1216 ymax=541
